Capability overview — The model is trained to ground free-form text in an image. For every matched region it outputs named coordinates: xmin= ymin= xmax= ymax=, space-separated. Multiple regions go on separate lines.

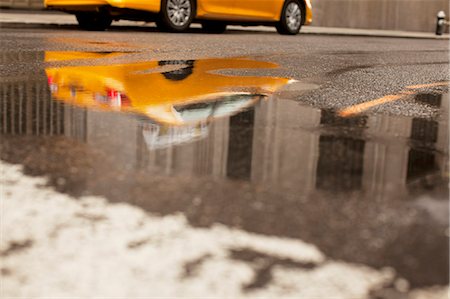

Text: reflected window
xmin=410 ymin=118 xmax=438 ymax=144
xmin=407 ymin=149 xmax=437 ymax=182
xmin=226 ymin=108 xmax=255 ymax=180
xmin=316 ymin=136 xmax=365 ymax=191
xmin=173 ymin=94 xmax=261 ymax=123
xmin=415 ymin=93 xmax=442 ymax=107
xmin=320 ymin=109 xmax=367 ymax=127
xmin=174 ymin=102 xmax=214 ymax=122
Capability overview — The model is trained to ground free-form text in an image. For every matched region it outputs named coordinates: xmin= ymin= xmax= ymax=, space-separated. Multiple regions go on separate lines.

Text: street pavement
xmin=1 ymin=8 xmax=449 ymax=39
xmin=0 ymin=18 xmax=449 ymax=298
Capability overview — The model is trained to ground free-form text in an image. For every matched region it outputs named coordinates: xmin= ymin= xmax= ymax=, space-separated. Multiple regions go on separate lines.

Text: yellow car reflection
xmin=140 ymin=93 xmax=264 ymax=150
xmin=45 ymin=0 xmax=312 ymax=35
xmin=45 ymin=51 xmax=292 ymax=126
xmin=141 ymin=121 xmax=209 ymax=150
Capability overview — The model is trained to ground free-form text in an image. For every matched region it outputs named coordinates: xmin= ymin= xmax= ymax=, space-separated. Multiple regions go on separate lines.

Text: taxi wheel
xmin=75 ymin=12 xmax=112 ymax=31
xmin=158 ymin=60 xmax=194 ymax=81
xmin=159 ymin=0 xmax=195 ymax=32
xmin=201 ymin=21 xmax=227 ymax=34
xmin=276 ymin=0 xmax=302 ymax=35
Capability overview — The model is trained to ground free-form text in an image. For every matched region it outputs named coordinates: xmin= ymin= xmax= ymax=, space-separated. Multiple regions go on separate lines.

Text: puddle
xmin=43 ymin=52 xmax=296 ymax=149
xmin=45 ymin=51 xmax=292 ymax=126
xmin=0 ymin=51 xmax=448 ymax=288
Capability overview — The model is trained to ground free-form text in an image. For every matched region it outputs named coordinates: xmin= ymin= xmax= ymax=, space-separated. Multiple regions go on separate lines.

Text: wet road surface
xmin=1 ymin=26 xmax=449 ymax=297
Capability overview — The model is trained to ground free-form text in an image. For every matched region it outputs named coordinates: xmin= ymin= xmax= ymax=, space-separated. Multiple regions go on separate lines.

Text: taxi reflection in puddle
xmin=45 ymin=52 xmax=292 ymax=149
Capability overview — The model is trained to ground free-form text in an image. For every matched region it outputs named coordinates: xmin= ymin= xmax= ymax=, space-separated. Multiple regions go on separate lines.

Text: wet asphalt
xmin=1 ymin=25 xmax=449 ymax=291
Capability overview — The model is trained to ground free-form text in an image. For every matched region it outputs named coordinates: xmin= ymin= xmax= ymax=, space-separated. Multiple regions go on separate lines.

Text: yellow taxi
xmin=44 ymin=0 xmax=312 ymax=34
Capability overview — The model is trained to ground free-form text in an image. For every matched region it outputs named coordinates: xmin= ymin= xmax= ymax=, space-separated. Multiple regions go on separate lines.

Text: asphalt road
xmin=1 ymin=25 xmax=449 ymax=298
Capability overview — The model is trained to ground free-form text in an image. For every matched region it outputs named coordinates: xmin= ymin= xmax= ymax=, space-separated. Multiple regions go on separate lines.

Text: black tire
xmin=201 ymin=21 xmax=227 ymax=34
xmin=158 ymin=0 xmax=195 ymax=32
xmin=75 ymin=12 xmax=112 ymax=31
xmin=155 ymin=19 xmax=166 ymax=31
xmin=276 ymin=0 xmax=303 ymax=35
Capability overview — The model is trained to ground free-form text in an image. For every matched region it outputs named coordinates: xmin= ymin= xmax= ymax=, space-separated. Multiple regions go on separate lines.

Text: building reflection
xmin=316 ymin=110 xmax=366 ymax=191
xmin=316 ymin=135 xmax=365 ymax=191
xmin=134 ymin=94 xmax=448 ymax=197
xmin=1 ymin=52 xmax=64 ymax=136
xmin=0 ymin=51 xmax=448 ymax=198
xmin=407 ymin=149 xmax=437 ymax=182
xmin=226 ymin=109 xmax=255 ymax=180
xmin=406 ymin=93 xmax=445 ymax=185
xmin=0 ymin=51 xmax=87 ymax=139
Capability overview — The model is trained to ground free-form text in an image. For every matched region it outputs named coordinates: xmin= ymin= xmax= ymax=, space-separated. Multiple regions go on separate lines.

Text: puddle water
xmin=43 ymin=51 xmax=295 ymax=149
xmin=0 ymin=51 xmax=448 ymax=288
xmin=45 ymin=52 xmax=292 ymax=128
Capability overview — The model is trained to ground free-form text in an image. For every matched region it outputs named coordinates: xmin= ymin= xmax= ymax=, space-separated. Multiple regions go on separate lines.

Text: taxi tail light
xmin=47 ymin=75 xmax=58 ymax=93
xmin=106 ymin=89 xmax=131 ymax=107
